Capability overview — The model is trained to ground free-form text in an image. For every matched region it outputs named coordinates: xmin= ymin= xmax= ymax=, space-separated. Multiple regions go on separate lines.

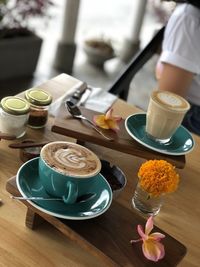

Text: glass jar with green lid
xmin=25 ymin=88 xmax=52 ymax=128
xmin=0 ymin=96 xmax=30 ymax=138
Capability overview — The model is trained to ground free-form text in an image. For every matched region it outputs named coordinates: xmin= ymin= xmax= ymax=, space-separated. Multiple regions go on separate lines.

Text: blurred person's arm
xmin=157 ymin=62 xmax=194 ymax=97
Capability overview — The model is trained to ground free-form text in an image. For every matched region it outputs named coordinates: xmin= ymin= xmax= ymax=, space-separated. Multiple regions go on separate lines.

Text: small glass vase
xmin=132 ymin=183 xmax=163 ymax=216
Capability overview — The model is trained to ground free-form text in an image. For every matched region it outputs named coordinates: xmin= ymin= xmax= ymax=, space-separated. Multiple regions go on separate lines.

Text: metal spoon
xmin=10 ymin=193 xmax=96 ymax=203
xmin=65 ymin=101 xmax=113 ymax=141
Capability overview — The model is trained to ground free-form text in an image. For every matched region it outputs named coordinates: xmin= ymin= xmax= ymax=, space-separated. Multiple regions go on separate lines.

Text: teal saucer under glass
xmin=125 ymin=113 xmax=194 ymax=156
xmin=16 ymin=158 xmax=113 ymax=220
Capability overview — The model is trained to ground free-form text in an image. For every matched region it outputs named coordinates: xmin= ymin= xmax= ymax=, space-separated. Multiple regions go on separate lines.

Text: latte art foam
xmin=41 ymin=142 xmax=101 ymax=178
xmin=152 ymin=90 xmax=190 ymax=111
xmin=158 ymin=92 xmax=182 ymax=107
xmin=55 ymin=148 xmax=87 ymax=169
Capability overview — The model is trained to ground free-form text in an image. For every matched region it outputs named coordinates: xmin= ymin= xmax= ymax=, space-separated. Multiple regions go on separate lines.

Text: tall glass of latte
xmin=39 ymin=141 xmax=101 ymax=204
xmin=146 ymin=90 xmax=190 ymax=143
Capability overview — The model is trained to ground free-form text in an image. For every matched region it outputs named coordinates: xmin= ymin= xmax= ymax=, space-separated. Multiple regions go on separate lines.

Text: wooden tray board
xmin=52 ymin=105 xmax=185 ymax=169
xmin=6 ymin=177 xmax=187 ymax=267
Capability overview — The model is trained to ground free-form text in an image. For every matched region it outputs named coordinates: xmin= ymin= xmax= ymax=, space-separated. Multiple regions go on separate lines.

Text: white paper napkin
xmin=84 ymin=87 xmax=117 ymax=112
xmin=49 ymin=83 xmax=117 ymax=117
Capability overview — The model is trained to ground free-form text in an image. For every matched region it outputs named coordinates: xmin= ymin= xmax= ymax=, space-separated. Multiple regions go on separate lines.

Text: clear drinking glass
xmin=132 ymin=182 xmax=163 ymax=216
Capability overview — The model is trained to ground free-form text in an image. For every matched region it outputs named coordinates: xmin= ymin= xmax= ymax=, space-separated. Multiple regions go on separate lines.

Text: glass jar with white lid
xmin=0 ymin=96 xmax=30 ymax=138
xmin=25 ymin=88 xmax=52 ymax=128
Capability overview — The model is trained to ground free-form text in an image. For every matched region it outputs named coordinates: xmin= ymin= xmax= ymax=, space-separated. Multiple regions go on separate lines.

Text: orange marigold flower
xmin=138 ymin=160 xmax=180 ymax=197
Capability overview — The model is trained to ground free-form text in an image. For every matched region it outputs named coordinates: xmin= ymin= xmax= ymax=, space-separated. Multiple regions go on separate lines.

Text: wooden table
xmin=1 ymin=74 xmax=200 ymax=267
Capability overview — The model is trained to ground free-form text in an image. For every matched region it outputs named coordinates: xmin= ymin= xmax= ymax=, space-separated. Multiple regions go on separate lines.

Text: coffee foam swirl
xmin=41 ymin=142 xmax=101 ymax=177
xmin=55 ymin=148 xmax=89 ymax=170
xmin=152 ymin=90 xmax=190 ymax=111
xmin=158 ymin=92 xmax=182 ymax=107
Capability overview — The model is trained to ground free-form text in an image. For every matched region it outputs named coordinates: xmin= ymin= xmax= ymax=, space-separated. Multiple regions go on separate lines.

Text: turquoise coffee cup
xmin=39 ymin=141 xmax=101 ymax=204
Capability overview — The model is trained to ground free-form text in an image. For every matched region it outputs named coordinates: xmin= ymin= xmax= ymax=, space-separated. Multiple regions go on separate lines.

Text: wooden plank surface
xmin=52 ymin=104 xmax=185 ymax=169
xmin=6 ymin=177 xmax=187 ymax=267
xmin=1 ymin=74 xmax=199 ymax=267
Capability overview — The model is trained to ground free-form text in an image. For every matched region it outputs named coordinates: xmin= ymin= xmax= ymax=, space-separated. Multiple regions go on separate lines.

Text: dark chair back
xmin=108 ymin=26 xmax=165 ymax=100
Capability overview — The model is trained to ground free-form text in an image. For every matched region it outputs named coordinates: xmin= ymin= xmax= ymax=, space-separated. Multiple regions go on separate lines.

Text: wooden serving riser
xmin=52 ymin=106 xmax=185 ymax=169
xmin=6 ymin=177 xmax=187 ymax=267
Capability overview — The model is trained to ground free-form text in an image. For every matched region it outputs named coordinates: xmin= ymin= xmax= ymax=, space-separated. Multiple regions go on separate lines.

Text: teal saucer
xmin=125 ymin=113 xmax=194 ymax=156
xmin=16 ymin=158 xmax=112 ymax=220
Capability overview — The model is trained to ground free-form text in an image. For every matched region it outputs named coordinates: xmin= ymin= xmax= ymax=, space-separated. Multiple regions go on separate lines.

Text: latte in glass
xmin=146 ymin=90 xmax=190 ymax=143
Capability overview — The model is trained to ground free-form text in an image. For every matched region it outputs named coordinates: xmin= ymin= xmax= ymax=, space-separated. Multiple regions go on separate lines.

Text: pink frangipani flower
xmin=93 ymin=108 xmax=122 ymax=132
xmin=130 ymin=216 xmax=165 ymax=262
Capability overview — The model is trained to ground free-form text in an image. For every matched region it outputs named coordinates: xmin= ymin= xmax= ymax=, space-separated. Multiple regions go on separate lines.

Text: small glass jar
xmin=0 ymin=96 xmax=30 ymax=138
xmin=25 ymin=88 xmax=52 ymax=129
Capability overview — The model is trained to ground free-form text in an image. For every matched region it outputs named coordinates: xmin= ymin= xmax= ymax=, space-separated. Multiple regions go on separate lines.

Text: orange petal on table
xmin=131 ymin=216 xmax=165 ymax=262
xmin=105 ymin=108 xmax=122 ymax=122
xmin=150 ymin=232 xmax=165 ymax=241
xmin=106 ymin=119 xmax=120 ymax=132
xmin=93 ymin=109 xmax=122 ymax=131
xmin=137 ymin=225 xmax=147 ymax=240
xmin=145 ymin=216 xmax=154 ymax=235
xmin=93 ymin=115 xmax=110 ymax=129
xmin=142 ymin=239 xmax=165 ymax=262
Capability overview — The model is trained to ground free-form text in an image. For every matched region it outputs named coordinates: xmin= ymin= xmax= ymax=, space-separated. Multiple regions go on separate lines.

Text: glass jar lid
xmin=1 ymin=96 xmax=30 ymax=115
xmin=25 ymin=88 xmax=52 ymax=106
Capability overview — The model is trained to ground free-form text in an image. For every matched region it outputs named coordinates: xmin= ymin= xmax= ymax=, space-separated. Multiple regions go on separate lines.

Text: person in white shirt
xmin=157 ymin=0 xmax=200 ymax=135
